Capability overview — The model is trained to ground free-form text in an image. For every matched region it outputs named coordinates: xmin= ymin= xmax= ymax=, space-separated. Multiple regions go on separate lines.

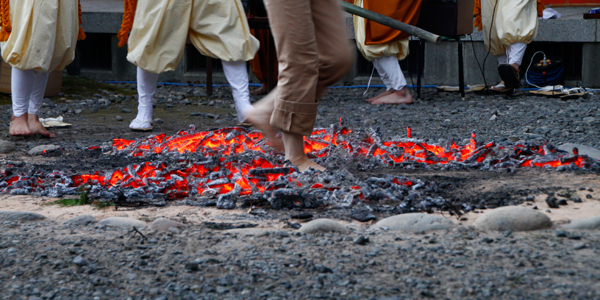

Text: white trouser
xmin=11 ymin=68 xmax=50 ymax=117
xmin=221 ymin=60 xmax=252 ymax=122
xmin=372 ymin=55 xmax=407 ymax=91
xmin=135 ymin=67 xmax=160 ymax=122
xmin=497 ymin=43 xmax=527 ymax=66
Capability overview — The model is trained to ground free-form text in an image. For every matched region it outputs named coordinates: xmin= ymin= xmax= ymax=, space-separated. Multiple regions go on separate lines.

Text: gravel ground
xmin=1 ymin=77 xmax=600 ymax=299
xmin=1 ymin=77 xmax=599 ymax=149
xmin=0 ymin=218 xmax=599 ymax=299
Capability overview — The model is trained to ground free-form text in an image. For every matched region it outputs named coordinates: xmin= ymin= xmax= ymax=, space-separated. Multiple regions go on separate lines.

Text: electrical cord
xmin=469 ymin=0 xmax=500 ymax=91
xmin=524 ymin=51 xmax=564 ymax=88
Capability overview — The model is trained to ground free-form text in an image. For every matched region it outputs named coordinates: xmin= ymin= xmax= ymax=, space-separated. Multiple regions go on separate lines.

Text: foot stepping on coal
xmin=473 ymin=206 xmax=552 ymax=231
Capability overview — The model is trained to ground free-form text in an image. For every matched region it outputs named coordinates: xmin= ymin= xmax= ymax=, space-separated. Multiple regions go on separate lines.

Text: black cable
xmin=478 ymin=0 xmax=500 ymax=90
xmin=469 ymin=34 xmax=487 ymax=88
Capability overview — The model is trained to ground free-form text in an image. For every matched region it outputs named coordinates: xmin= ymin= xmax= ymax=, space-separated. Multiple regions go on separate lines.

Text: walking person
xmin=2 ymin=0 xmax=86 ymax=137
xmin=246 ymin=0 xmax=354 ymax=172
xmin=117 ymin=0 xmax=259 ymax=131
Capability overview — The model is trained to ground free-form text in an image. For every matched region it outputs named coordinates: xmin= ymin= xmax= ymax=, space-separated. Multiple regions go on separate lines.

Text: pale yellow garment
xmin=127 ymin=0 xmax=259 ymax=74
xmin=353 ymin=0 xmax=409 ymax=62
xmin=1 ymin=0 xmax=79 ymax=72
xmin=482 ymin=0 xmax=538 ymax=56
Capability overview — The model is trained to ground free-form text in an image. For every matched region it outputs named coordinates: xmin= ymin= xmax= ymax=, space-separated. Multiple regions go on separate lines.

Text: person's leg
xmin=366 ymin=57 xmax=394 ymax=102
xmin=492 ymin=55 xmax=509 ymax=89
xmin=370 ymin=55 xmax=413 ymax=105
xmin=9 ymin=68 xmax=36 ymax=136
xmin=250 ymin=0 xmax=320 ymax=168
xmin=130 ymin=67 xmax=159 ymax=130
xmin=507 ymin=43 xmax=526 ymax=69
xmin=222 ymin=60 xmax=253 ymax=123
xmin=27 ymin=72 xmax=54 ymax=137
xmin=278 ymin=0 xmax=353 ymax=171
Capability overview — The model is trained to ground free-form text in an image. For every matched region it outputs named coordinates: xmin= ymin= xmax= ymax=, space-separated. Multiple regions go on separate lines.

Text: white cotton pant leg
xmin=507 ymin=43 xmax=527 ymax=66
xmin=135 ymin=67 xmax=159 ymax=122
xmin=497 ymin=55 xmax=508 ymax=65
xmin=11 ymin=68 xmax=36 ymax=117
xmin=372 ymin=55 xmax=407 ymax=91
xmin=222 ymin=60 xmax=252 ymax=122
xmin=28 ymin=72 xmax=50 ymax=116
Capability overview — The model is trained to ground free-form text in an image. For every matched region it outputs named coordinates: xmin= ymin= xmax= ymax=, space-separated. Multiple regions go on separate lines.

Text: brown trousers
xmin=262 ymin=0 xmax=354 ymax=136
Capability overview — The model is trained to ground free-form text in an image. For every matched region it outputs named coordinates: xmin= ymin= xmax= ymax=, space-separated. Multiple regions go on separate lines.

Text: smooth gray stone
xmin=298 ymin=219 xmax=349 ymax=234
xmin=149 ymin=218 xmax=187 ymax=231
xmin=98 ymin=217 xmax=146 ymax=229
xmin=558 ymin=143 xmax=600 ymax=160
xmin=28 ymin=145 xmax=60 ymax=156
xmin=474 ymin=206 xmax=552 ymax=232
xmin=374 ymin=213 xmax=454 ymax=232
xmin=226 ymin=228 xmax=270 ymax=237
xmin=562 ymin=215 xmax=600 ymax=230
xmin=0 ymin=211 xmax=46 ymax=222
xmin=0 ymin=140 xmax=16 ymax=154
xmin=64 ymin=215 xmax=97 ymax=226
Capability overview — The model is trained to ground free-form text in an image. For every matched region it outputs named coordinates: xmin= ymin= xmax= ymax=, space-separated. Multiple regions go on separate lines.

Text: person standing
xmin=246 ymin=0 xmax=354 ymax=172
xmin=349 ymin=0 xmax=422 ymax=105
xmin=117 ymin=0 xmax=259 ymax=131
xmin=474 ymin=0 xmax=545 ymax=89
xmin=1 ymin=0 xmax=86 ymax=137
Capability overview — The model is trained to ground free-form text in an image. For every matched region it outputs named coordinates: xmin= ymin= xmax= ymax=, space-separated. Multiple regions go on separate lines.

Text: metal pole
xmin=340 ymin=1 xmax=441 ymax=44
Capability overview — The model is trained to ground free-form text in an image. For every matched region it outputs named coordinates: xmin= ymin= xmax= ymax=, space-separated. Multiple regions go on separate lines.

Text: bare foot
xmin=246 ymin=92 xmax=284 ymax=152
xmin=28 ymin=114 xmax=56 ymax=138
xmin=282 ymin=132 xmax=325 ymax=172
xmin=366 ymin=89 xmax=394 ymax=103
xmin=370 ymin=87 xmax=413 ymax=105
xmin=250 ymin=85 xmax=268 ymax=96
xmin=10 ymin=114 xmax=33 ymax=136
xmin=290 ymin=155 xmax=326 ymax=172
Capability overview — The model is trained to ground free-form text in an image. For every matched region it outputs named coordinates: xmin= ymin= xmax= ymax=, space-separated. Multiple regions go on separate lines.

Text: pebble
xmin=374 ymin=213 xmax=454 ymax=232
xmin=121 ymin=108 xmax=132 ymax=113
xmin=64 ymin=215 xmax=97 ymax=226
xmin=473 ymin=206 xmax=552 ymax=231
xmin=561 ymin=215 xmax=600 ymax=230
xmin=573 ymin=242 xmax=587 ymax=250
xmin=28 ymin=144 xmax=60 ymax=156
xmin=148 ymin=218 xmax=187 ymax=231
xmin=0 ymin=140 xmax=16 ymax=153
xmin=298 ymin=219 xmax=349 ymax=234
xmin=98 ymin=217 xmax=147 ymax=229
xmin=116 ymin=115 xmax=123 ymax=121
xmin=0 ymin=211 xmax=46 ymax=222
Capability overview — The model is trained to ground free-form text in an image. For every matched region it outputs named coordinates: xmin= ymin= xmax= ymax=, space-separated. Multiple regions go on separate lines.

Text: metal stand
xmin=416 ymin=36 xmax=465 ymax=99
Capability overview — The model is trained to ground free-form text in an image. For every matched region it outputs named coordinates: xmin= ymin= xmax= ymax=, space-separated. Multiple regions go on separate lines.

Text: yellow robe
xmin=1 ymin=0 xmax=79 ymax=72
xmin=127 ymin=0 xmax=259 ymax=74
xmin=353 ymin=0 xmax=421 ymax=61
xmin=481 ymin=0 xmax=539 ymax=56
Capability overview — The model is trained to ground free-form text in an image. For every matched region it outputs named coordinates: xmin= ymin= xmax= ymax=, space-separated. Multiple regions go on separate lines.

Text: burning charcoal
xmin=367 ymin=177 xmax=391 ymax=189
xmin=269 ymin=188 xmax=321 ymax=209
xmin=216 ymin=194 xmax=236 ymax=209
xmin=290 ymin=211 xmax=313 ymax=220
xmin=9 ymin=188 xmax=30 ymax=195
xmin=249 ymin=208 xmax=267 ymax=216
xmin=351 ymin=210 xmax=376 ymax=222
xmin=545 ymin=196 xmax=559 ymax=208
